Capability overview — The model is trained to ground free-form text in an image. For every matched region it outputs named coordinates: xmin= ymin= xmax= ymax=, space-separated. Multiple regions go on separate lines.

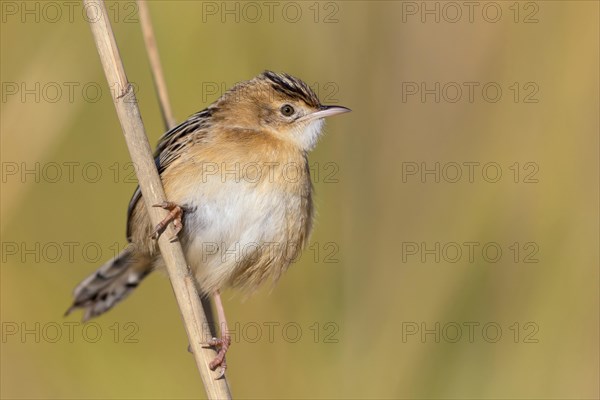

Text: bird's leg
xmin=203 ymin=290 xmax=231 ymax=379
xmin=150 ymin=201 xmax=184 ymax=242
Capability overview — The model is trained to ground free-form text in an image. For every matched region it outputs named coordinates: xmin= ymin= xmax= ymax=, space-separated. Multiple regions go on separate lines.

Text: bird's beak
xmin=298 ymin=105 xmax=351 ymax=122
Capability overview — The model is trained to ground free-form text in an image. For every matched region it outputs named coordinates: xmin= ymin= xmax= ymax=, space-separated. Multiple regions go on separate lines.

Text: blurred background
xmin=1 ymin=1 xmax=598 ymax=399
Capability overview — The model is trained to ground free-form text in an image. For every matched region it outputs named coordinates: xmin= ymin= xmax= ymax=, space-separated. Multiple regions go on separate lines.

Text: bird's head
xmin=213 ymin=71 xmax=350 ymax=151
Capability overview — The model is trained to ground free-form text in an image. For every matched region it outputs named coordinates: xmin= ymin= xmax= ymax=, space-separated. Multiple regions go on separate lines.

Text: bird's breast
xmin=162 ymin=138 xmax=313 ymax=293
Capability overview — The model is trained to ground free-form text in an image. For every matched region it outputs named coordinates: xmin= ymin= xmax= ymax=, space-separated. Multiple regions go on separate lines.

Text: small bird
xmin=66 ymin=71 xmax=350 ymax=377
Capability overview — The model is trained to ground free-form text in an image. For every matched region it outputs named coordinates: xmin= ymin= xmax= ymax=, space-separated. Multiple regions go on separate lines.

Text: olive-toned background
xmin=1 ymin=1 xmax=598 ymax=399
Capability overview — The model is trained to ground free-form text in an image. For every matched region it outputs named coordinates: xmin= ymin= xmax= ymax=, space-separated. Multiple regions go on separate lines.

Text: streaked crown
xmin=260 ymin=71 xmax=321 ymax=109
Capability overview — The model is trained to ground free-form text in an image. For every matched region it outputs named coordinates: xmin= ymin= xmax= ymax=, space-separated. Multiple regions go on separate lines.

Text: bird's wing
xmin=125 ymin=108 xmax=213 ymax=241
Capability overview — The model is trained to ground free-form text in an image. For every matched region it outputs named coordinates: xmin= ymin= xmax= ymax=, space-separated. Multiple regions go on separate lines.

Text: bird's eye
xmin=280 ymin=104 xmax=295 ymax=117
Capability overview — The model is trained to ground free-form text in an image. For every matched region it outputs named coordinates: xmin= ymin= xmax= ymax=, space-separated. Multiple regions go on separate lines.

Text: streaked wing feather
xmin=125 ymin=108 xmax=213 ymax=241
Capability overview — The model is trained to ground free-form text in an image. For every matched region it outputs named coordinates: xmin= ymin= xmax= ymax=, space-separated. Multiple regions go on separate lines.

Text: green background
xmin=1 ymin=1 xmax=598 ymax=399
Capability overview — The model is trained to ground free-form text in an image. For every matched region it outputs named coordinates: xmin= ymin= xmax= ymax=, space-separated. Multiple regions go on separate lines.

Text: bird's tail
xmin=65 ymin=247 xmax=153 ymax=321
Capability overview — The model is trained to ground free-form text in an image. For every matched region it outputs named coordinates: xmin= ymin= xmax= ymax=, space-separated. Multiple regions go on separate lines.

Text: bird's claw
xmin=202 ymin=335 xmax=231 ymax=379
xmin=149 ymin=201 xmax=184 ymax=241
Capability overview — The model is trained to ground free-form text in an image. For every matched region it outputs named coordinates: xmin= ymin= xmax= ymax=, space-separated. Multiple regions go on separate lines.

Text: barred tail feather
xmin=66 ymin=248 xmax=152 ymax=321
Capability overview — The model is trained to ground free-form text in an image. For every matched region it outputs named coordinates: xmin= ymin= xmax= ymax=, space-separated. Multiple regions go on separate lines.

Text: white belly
xmin=180 ymin=179 xmax=301 ymax=293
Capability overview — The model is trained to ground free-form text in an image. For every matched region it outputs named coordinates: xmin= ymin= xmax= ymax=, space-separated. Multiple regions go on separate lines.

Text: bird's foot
xmin=202 ymin=334 xmax=231 ymax=379
xmin=150 ymin=201 xmax=184 ymax=242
